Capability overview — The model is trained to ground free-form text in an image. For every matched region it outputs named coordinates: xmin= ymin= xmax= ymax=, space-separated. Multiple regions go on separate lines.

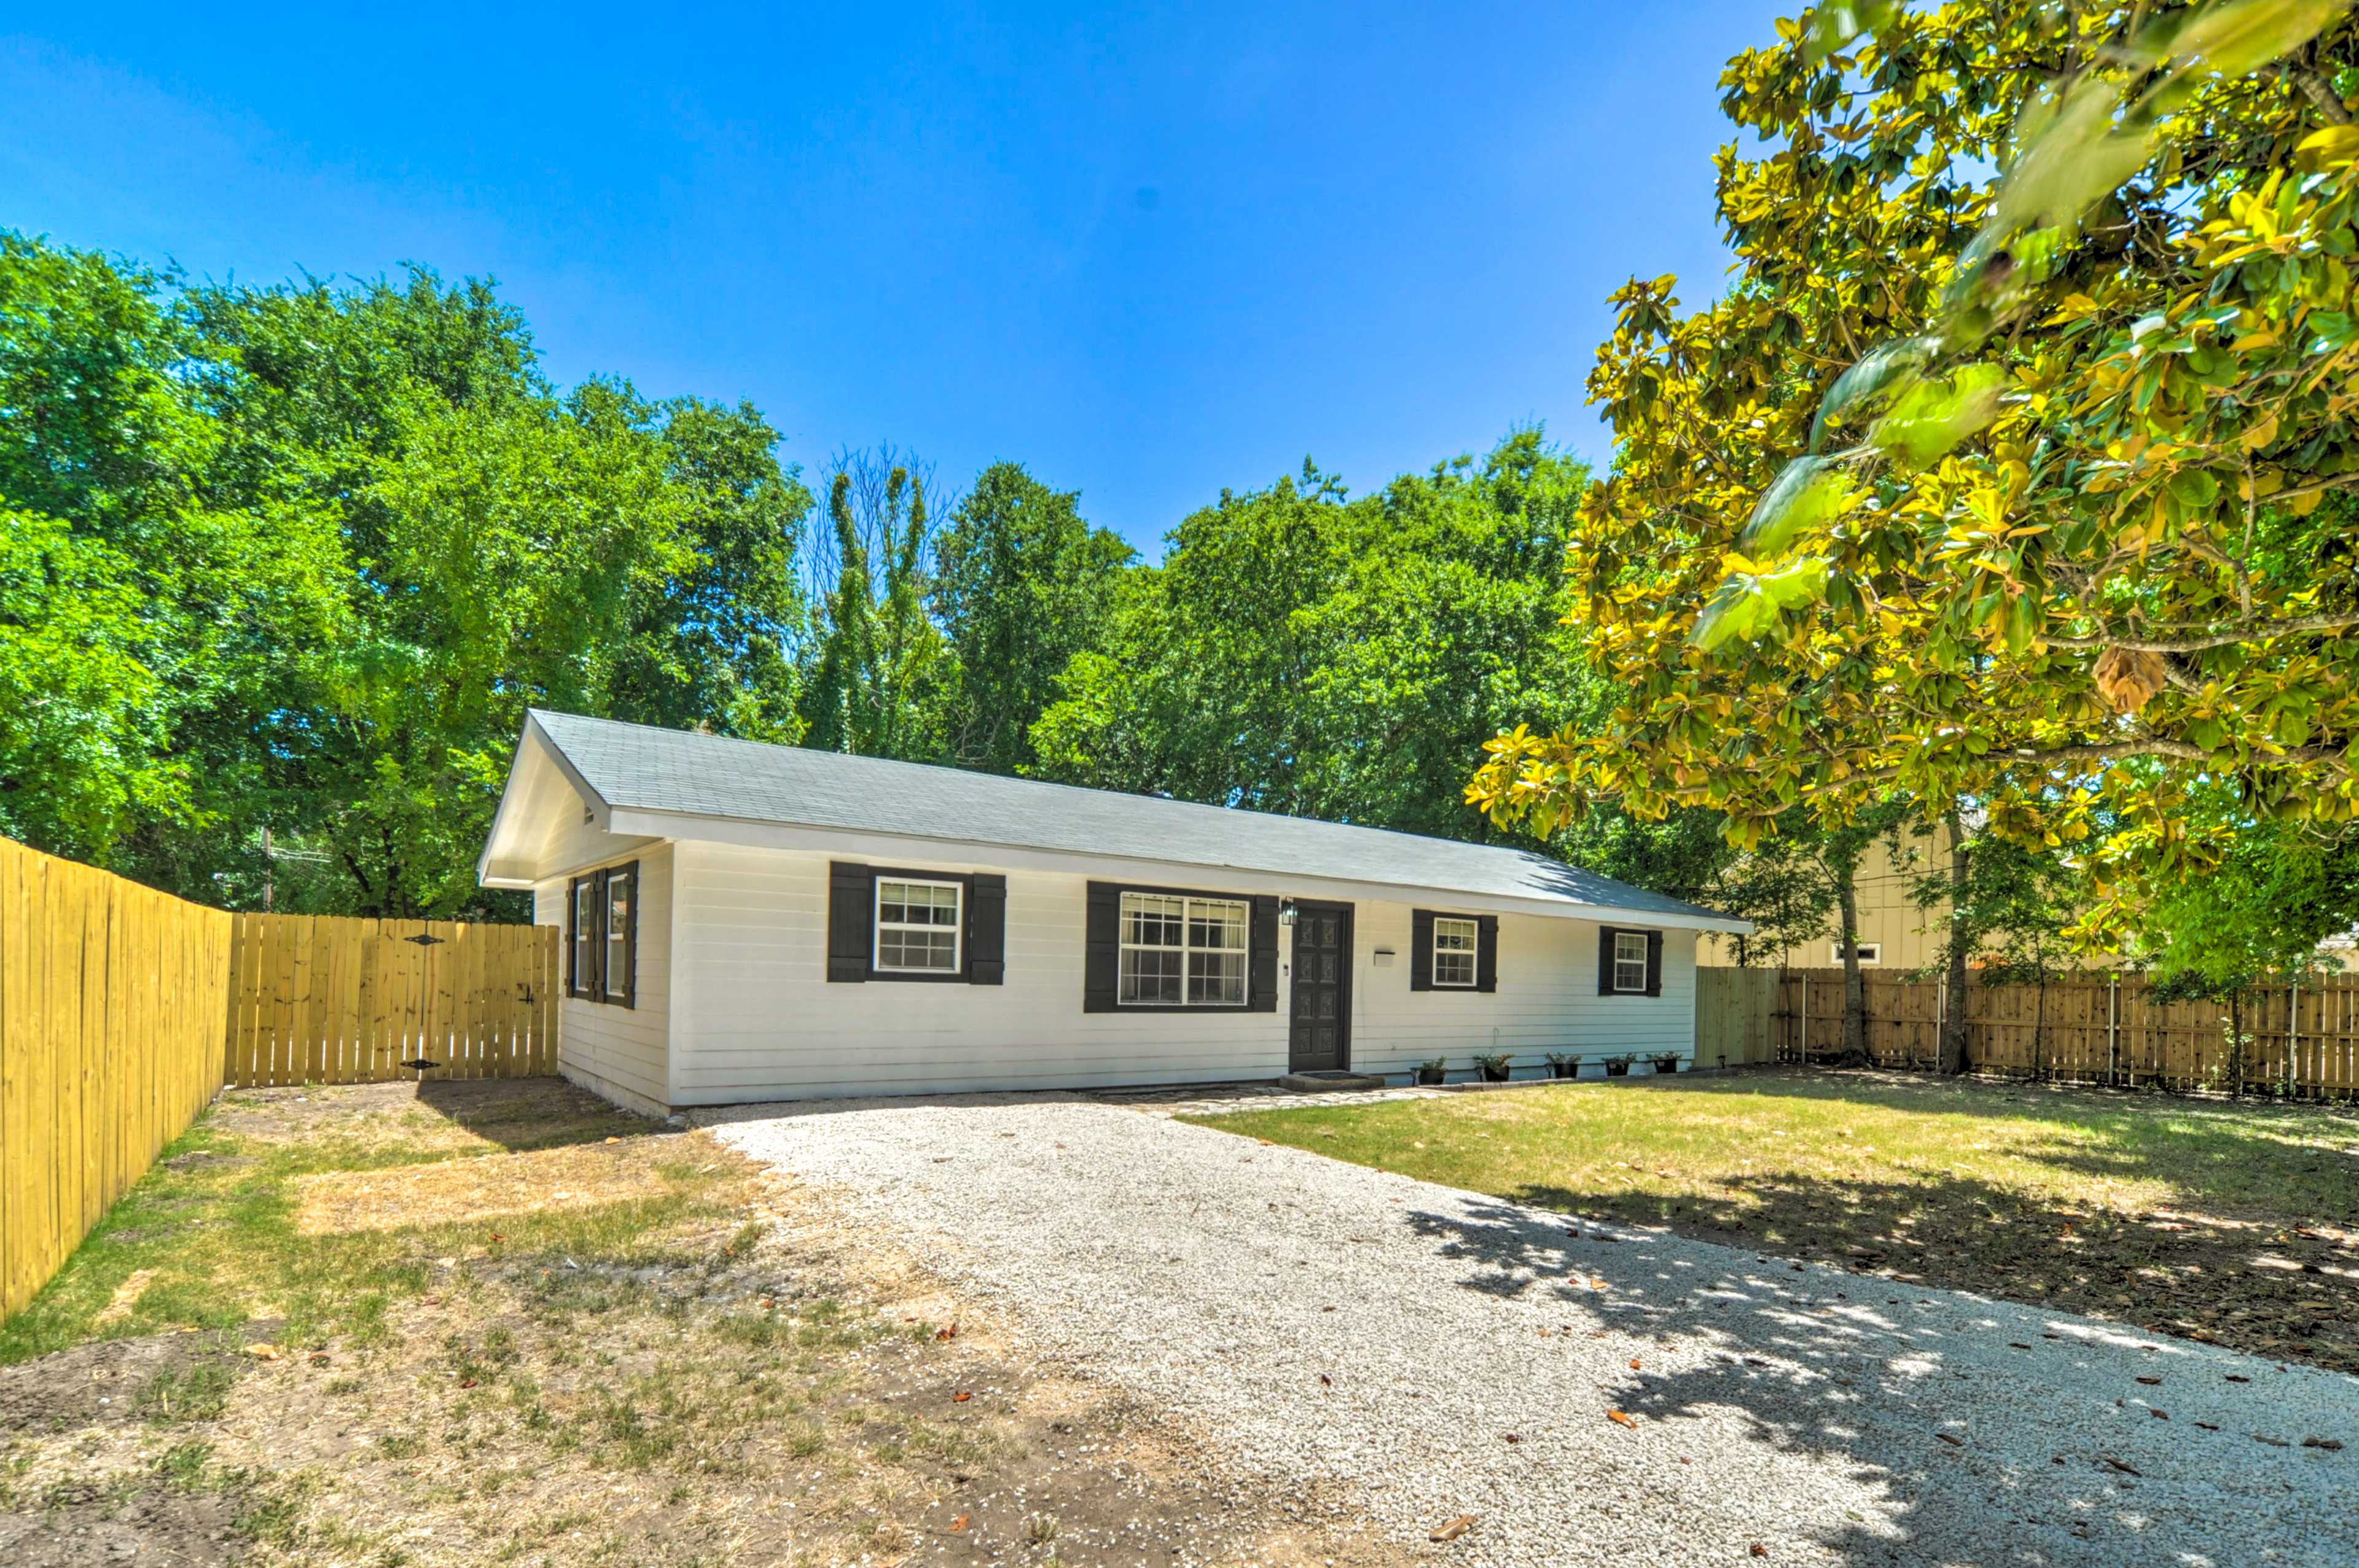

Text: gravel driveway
xmin=705 ymin=1093 xmax=2355 ymax=1567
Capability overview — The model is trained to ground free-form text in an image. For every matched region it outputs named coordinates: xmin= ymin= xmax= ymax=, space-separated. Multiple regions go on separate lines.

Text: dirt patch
xmin=212 ymin=1077 xmax=647 ymax=1155
xmin=292 ymin=1139 xmax=674 ymax=1236
xmin=0 ymin=1324 xmax=272 ymax=1436
xmin=0 ymin=1478 xmax=239 ymax=1567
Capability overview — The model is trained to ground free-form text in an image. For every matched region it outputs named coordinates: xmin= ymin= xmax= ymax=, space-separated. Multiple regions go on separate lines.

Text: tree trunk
xmin=1836 ymin=865 xmax=1870 ymax=1067
xmin=1938 ymin=807 xmax=1973 ymax=1074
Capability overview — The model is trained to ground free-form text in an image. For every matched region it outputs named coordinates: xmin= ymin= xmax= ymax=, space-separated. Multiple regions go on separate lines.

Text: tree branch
xmin=2043 ymin=612 xmax=2359 ymax=652
xmin=2292 ymin=64 xmax=2354 ymax=125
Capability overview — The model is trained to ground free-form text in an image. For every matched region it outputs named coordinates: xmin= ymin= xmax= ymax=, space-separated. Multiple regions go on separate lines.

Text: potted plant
xmin=1474 ymin=1052 xmax=1513 ymax=1083
xmin=1414 ymin=1056 xmax=1448 ymax=1086
xmin=1544 ymin=1051 xmax=1579 ymax=1080
xmin=1603 ymin=1053 xmax=1637 ymax=1078
xmin=1651 ymin=1052 xmax=1681 ymax=1075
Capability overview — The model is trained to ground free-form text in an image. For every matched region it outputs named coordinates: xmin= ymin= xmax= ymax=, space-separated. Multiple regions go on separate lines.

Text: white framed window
xmin=603 ymin=869 xmax=633 ymax=999
xmin=1119 ymin=892 xmax=1247 ymax=1005
xmin=876 ymin=878 xmax=963 ymax=973
xmin=1833 ymin=941 xmax=1881 ymax=966
xmin=1432 ymin=917 xmax=1478 ymax=988
xmin=1613 ymin=930 xmax=1650 ymax=993
xmin=570 ymin=878 xmax=598 ymax=997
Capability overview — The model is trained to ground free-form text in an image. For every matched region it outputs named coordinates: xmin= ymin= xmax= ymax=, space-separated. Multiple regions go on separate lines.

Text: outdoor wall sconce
xmin=1280 ymin=899 xmax=1299 ymax=926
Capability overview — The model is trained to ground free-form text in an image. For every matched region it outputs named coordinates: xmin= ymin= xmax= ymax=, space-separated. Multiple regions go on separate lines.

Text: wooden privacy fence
xmin=2 ymin=836 xmax=233 ymax=1322
xmin=1774 ymin=965 xmax=2359 ymax=1097
xmin=3 ymin=830 xmax=562 ymax=1324
xmin=1696 ymin=965 xmax=1782 ymax=1067
xmin=225 ymin=915 xmax=559 ymax=1087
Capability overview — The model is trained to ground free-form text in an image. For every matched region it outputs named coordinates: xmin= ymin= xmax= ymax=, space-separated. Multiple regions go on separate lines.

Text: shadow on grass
xmin=1637 ymin=1070 xmax=2359 ymax=1221
xmin=410 ymin=1076 xmax=655 ymax=1151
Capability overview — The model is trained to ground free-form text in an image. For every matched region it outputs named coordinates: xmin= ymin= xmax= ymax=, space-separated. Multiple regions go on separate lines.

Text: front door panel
xmin=1288 ymin=902 xmax=1352 ymax=1072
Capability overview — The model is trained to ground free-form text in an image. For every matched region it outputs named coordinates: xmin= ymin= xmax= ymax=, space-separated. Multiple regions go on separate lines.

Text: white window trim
xmin=1833 ymin=941 xmax=1882 ymax=966
xmin=874 ymin=877 xmax=964 ymax=974
xmin=1612 ymin=930 xmax=1650 ymax=994
xmin=601 ymin=870 xmax=632 ymax=999
xmin=1117 ymin=891 xmax=1249 ymax=1007
xmin=571 ymin=880 xmax=597 ymax=997
xmin=1431 ymin=916 xmax=1478 ymax=988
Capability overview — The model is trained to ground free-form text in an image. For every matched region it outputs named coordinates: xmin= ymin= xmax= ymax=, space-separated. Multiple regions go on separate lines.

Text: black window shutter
xmin=1597 ymin=926 xmax=1617 ymax=995
xmin=617 ymin=859 xmax=639 ymax=1010
xmin=827 ymin=862 xmax=874 ymax=983
xmin=1082 ymin=882 xmax=1120 ymax=1011
xmin=968 ymin=873 xmax=1006 ymax=985
xmin=1246 ymin=895 xmax=1280 ymax=1011
xmin=565 ymin=876 xmax=581 ymax=996
xmin=1409 ymin=909 xmax=1434 ymax=991
xmin=1474 ymin=915 xmax=1499 ymax=993
xmin=1645 ymin=929 xmax=1664 ymax=996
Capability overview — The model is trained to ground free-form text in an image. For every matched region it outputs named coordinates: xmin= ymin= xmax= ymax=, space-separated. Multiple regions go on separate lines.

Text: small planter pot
xmin=1477 ymin=1063 xmax=1512 ymax=1084
xmin=1414 ymin=1066 xmax=1446 ymax=1086
xmin=1652 ymin=1055 xmax=1682 ymax=1075
xmin=1547 ymin=1061 xmax=1578 ymax=1080
xmin=1603 ymin=1061 xmax=1631 ymax=1077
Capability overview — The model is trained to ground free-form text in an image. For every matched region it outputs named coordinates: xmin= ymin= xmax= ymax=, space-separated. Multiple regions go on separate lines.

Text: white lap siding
xmin=1344 ymin=903 xmax=1697 ymax=1078
xmin=661 ymin=841 xmax=1698 ymax=1104
xmin=668 ymin=841 xmax=1291 ymax=1103
xmin=532 ymin=841 xmax=673 ymax=1117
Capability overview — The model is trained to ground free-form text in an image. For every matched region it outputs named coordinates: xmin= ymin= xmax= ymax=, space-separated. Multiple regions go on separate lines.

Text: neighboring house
xmin=1702 ymin=837 xmax=1942 ymax=971
xmin=477 ymin=711 xmax=1750 ymax=1113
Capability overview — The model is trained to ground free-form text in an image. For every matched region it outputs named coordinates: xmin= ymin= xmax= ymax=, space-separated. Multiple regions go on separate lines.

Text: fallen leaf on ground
xmin=1429 ymin=1515 xmax=1477 ymax=1542
xmin=950 ymin=1515 xmax=969 ymax=1531
xmin=2099 ymin=1456 xmax=2141 ymax=1475
xmin=1935 ymin=1432 xmax=1963 ymax=1447
xmin=936 ymin=1322 xmax=958 ymax=1341
xmin=1607 ymin=1410 xmax=1636 ymax=1427
xmin=2305 ymin=1437 xmax=2344 ymax=1451
xmin=245 ymin=1343 xmax=281 ymax=1360
xmin=952 ymin=1391 xmax=972 ymax=1403
xmin=1750 ymin=1546 xmax=1769 ymax=1558
xmin=2135 ymin=1376 xmax=2160 ymax=1385
xmin=1629 ymin=1358 xmax=1642 ymax=1370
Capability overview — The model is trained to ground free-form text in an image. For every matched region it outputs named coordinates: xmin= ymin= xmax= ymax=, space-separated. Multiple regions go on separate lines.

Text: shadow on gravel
xmin=1398 ymin=1197 xmax=2317 ymax=1566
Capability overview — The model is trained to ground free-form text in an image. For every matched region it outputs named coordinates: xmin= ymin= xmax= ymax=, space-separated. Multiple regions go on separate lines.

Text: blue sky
xmin=1 ymin=2 xmax=1785 ymax=553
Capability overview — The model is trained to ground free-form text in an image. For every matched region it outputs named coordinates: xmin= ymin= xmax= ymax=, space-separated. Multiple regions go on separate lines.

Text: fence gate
xmin=225 ymin=915 xmax=558 ymax=1087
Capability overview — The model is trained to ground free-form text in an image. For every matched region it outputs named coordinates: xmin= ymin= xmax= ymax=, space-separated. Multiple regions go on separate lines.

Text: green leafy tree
xmin=1472 ymin=1 xmax=2359 ymax=949
xmin=932 ymin=462 xmax=1134 ymax=774
xmin=609 ymin=396 xmax=813 ymax=743
xmin=0 ymin=233 xmax=344 ymax=871
xmin=1037 ymin=432 xmax=1592 ymax=839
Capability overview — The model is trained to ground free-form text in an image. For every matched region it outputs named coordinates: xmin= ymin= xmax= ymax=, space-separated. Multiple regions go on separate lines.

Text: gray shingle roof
xmin=525 ymin=709 xmax=1739 ymax=926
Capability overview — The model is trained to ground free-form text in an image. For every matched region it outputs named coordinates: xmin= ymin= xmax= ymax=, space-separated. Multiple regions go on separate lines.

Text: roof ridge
xmin=520 ymin=708 xmax=1738 ymax=925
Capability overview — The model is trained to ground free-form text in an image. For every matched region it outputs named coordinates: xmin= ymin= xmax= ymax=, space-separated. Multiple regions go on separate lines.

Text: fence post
xmin=1798 ymin=969 xmax=1807 ymax=1064
xmin=2290 ymin=975 xmax=2301 ymax=1099
xmin=2108 ymin=972 xmax=2119 ymax=1087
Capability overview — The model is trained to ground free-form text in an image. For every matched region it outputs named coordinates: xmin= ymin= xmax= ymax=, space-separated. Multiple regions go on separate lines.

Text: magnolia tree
xmin=1473 ymin=0 xmax=2359 ymax=978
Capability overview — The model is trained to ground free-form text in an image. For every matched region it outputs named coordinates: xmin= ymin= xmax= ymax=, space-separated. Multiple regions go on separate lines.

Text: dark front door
xmin=1288 ymin=902 xmax=1353 ymax=1072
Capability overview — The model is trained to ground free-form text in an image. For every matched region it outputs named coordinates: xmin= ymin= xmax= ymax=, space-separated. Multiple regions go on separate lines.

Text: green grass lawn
xmin=1189 ymin=1067 xmax=2359 ymax=1373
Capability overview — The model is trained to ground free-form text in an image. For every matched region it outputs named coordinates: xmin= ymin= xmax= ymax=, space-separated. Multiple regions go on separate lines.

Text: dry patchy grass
xmin=1194 ymin=1067 xmax=2359 ymax=1372
xmin=1 ymin=1078 xmax=1406 ymax=1568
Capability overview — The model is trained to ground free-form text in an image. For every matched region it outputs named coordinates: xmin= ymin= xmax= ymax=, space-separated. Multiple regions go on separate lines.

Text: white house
xmin=476 ymin=710 xmax=1750 ymax=1115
